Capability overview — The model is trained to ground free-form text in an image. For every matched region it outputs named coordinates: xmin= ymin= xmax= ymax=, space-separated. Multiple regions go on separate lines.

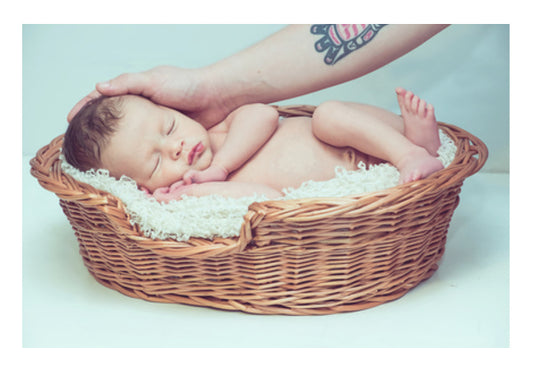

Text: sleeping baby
xmin=63 ymin=88 xmax=444 ymax=203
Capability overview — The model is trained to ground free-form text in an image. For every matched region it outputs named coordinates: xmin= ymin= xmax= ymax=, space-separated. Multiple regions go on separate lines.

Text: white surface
xmin=23 ymin=156 xmax=509 ymax=347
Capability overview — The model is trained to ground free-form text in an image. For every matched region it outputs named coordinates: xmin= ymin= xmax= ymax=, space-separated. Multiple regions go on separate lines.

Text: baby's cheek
xmin=197 ymin=150 xmax=213 ymax=170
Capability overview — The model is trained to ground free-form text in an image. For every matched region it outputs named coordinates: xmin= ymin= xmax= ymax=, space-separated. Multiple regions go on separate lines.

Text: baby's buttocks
xmin=228 ymin=116 xmax=362 ymax=190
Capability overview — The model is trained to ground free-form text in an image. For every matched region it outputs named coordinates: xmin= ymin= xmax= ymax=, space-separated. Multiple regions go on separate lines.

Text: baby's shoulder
xmin=207 ymin=120 xmax=229 ymax=149
xmin=207 ymin=120 xmax=229 ymax=135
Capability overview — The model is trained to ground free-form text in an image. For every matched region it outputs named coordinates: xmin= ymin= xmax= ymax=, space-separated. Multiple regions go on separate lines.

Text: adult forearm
xmin=205 ymin=24 xmax=449 ymax=107
xmin=72 ymin=24 xmax=449 ymax=128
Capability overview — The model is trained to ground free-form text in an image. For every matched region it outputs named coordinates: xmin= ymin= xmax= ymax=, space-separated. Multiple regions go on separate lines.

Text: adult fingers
xmin=96 ymin=72 xmax=154 ymax=97
xmin=67 ymin=71 xmax=154 ymax=123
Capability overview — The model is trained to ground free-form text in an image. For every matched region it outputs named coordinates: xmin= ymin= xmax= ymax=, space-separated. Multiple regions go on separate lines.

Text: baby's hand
xmin=150 ymin=181 xmax=194 ymax=203
xmin=183 ymin=164 xmax=229 ymax=185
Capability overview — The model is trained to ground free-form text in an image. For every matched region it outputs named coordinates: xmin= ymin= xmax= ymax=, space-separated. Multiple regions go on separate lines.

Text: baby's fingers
xmin=183 ymin=171 xmax=197 ymax=185
xmin=169 ymin=180 xmax=185 ymax=191
xmin=152 ymin=186 xmax=170 ymax=198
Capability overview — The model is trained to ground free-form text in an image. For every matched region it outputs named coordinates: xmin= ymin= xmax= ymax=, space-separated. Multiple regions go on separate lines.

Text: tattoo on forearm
xmin=311 ymin=24 xmax=387 ymax=65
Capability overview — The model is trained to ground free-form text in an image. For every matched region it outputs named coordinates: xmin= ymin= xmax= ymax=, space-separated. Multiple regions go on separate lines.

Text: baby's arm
xmin=152 ymin=180 xmax=282 ymax=203
xmin=184 ymin=104 xmax=279 ymax=184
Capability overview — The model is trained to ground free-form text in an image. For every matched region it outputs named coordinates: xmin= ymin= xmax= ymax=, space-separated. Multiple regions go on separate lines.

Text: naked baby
xmin=63 ymin=88 xmax=444 ymax=202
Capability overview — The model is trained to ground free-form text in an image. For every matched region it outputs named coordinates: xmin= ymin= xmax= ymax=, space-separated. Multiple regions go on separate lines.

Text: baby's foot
xmin=397 ymin=147 xmax=444 ymax=184
xmin=396 ymin=87 xmax=441 ymax=156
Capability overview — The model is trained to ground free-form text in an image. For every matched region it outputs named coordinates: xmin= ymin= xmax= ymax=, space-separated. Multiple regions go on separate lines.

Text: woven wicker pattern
xmin=30 ymin=105 xmax=488 ymax=315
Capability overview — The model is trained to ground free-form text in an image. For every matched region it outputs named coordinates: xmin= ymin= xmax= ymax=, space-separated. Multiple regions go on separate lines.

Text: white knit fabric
xmin=61 ymin=130 xmax=456 ymax=241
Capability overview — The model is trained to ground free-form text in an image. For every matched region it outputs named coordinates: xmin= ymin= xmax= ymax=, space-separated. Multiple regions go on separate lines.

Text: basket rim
xmin=30 ymin=105 xmax=488 ymax=257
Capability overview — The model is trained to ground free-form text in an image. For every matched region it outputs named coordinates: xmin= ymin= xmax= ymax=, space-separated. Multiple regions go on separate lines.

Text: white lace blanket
xmin=61 ymin=131 xmax=456 ymax=241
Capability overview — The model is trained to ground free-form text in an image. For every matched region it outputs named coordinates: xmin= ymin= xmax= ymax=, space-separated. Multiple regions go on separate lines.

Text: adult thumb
xmin=96 ymin=72 xmax=152 ymax=97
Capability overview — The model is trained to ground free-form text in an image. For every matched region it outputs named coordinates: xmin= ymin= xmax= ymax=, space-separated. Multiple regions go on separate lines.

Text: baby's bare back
xmin=228 ymin=116 xmax=357 ymax=190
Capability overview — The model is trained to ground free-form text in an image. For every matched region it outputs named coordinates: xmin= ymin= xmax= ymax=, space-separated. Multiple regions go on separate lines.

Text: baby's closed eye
xmin=150 ymin=155 xmax=161 ymax=178
xmin=166 ymin=120 xmax=176 ymax=135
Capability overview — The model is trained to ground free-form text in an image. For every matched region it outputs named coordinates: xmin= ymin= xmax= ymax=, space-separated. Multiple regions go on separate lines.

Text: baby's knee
xmin=312 ymin=101 xmax=345 ymax=135
xmin=313 ymin=100 xmax=344 ymax=120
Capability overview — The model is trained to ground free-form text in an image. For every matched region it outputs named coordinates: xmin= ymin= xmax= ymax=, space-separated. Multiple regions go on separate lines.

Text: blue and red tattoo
xmin=311 ymin=24 xmax=387 ymax=65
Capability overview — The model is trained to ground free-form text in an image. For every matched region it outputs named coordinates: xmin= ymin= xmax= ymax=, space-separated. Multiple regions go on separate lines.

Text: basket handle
xmin=141 ymin=205 xmax=266 ymax=259
xmin=272 ymin=104 xmax=316 ymax=118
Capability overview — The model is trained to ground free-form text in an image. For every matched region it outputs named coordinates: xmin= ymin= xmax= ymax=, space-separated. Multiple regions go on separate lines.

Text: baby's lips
xmin=188 ymin=142 xmax=205 ymax=165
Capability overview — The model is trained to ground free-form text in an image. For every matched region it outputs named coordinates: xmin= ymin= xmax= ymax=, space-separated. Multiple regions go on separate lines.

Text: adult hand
xmin=67 ymin=65 xmax=234 ymax=128
xmin=68 ymin=25 xmax=449 ymax=127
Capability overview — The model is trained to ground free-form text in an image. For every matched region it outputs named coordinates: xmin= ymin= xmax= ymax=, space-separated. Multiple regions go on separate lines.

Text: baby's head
xmin=63 ymin=95 xmax=213 ymax=192
xmin=63 ymin=95 xmax=122 ymax=172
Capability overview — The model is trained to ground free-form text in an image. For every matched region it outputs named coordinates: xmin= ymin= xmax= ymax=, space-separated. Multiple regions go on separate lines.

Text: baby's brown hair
xmin=63 ymin=96 xmax=124 ymax=171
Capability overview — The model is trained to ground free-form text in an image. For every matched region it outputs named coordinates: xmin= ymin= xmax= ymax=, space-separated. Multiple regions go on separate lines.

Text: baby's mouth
xmin=188 ymin=142 xmax=205 ymax=165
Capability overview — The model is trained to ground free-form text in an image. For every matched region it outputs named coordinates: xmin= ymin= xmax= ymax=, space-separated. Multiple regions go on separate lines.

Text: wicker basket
xmin=30 ymin=105 xmax=488 ymax=315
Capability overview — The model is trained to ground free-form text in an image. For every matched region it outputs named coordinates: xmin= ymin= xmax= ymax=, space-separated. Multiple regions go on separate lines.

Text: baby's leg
xmin=312 ymin=100 xmax=443 ymax=184
xmin=395 ymin=87 xmax=441 ymax=156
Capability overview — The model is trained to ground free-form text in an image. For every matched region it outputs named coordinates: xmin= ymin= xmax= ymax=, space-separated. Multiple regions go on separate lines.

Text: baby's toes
xmin=411 ymin=95 xmax=420 ymax=113
xmin=405 ymin=91 xmax=414 ymax=113
xmin=417 ymin=99 xmax=427 ymax=116
xmin=396 ymin=88 xmax=407 ymax=110
xmin=426 ymin=103 xmax=435 ymax=120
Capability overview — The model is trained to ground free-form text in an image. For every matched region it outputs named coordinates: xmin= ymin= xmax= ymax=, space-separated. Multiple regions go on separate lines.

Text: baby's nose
xmin=168 ymin=139 xmax=184 ymax=160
